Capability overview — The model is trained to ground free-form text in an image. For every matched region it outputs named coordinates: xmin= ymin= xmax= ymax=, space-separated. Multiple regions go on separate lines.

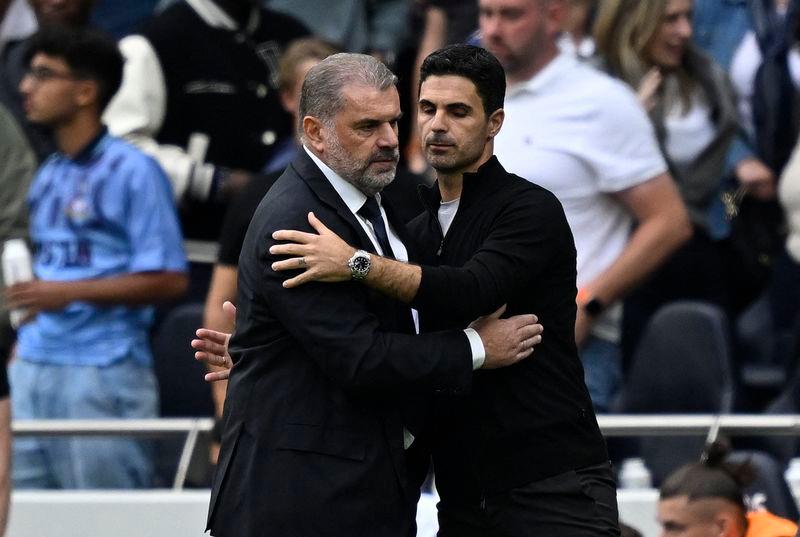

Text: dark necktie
xmin=357 ymin=196 xmax=395 ymax=259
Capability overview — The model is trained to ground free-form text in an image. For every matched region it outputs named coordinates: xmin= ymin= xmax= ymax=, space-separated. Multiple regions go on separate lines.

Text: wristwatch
xmin=347 ymin=249 xmax=371 ymax=281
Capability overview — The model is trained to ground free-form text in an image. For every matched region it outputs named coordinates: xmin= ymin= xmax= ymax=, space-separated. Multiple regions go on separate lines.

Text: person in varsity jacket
xmin=103 ymin=0 xmax=309 ymax=240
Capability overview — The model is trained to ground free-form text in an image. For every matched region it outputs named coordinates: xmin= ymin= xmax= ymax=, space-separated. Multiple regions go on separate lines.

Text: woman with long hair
xmin=594 ymin=0 xmax=741 ymax=366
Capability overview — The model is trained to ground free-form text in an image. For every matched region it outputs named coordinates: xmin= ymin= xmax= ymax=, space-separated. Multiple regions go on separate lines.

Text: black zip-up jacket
xmin=408 ymin=156 xmax=608 ymax=504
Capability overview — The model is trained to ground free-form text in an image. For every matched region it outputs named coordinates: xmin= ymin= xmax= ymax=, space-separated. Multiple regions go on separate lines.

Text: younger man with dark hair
xmin=8 ymin=25 xmax=188 ymax=489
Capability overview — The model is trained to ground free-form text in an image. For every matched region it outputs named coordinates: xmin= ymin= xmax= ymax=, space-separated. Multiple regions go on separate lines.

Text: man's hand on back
xmin=471 ymin=305 xmax=543 ymax=369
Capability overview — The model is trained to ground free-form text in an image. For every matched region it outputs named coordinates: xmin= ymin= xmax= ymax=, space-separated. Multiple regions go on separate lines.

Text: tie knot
xmin=358 ymin=196 xmax=381 ymax=221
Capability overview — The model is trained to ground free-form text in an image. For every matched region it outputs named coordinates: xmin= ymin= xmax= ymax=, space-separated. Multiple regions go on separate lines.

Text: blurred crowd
xmin=1 ymin=0 xmax=800 ymax=531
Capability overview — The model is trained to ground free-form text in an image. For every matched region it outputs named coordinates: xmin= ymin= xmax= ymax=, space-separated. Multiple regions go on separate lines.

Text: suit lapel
xmin=289 ymin=151 xmax=378 ymax=253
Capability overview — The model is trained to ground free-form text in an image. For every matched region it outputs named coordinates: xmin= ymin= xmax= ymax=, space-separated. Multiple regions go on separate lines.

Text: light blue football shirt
xmin=17 ymin=129 xmax=187 ymax=367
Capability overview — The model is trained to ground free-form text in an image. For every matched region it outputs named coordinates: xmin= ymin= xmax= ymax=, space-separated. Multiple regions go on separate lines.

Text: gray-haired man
xmin=205 ymin=52 xmax=542 ymax=537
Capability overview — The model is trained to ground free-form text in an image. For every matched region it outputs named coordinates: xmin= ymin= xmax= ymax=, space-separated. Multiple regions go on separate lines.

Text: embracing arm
xmin=272 ymin=189 xmax=557 ymax=321
xmin=270 ymin=212 xmax=423 ymax=303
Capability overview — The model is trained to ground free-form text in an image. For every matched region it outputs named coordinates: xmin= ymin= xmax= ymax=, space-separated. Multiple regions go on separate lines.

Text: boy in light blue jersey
xmin=7 ymin=25 xmax=188 ymax=489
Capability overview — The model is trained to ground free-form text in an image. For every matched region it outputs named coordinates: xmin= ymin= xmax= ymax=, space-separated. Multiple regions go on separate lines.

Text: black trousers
xmin=437 ymin=462 xmax=620 ymax=537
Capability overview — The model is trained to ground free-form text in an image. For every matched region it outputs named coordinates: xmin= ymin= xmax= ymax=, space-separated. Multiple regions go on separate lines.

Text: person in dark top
xmin=268 ymin=44 xmax=618 ymax=536
xmin=103 ymin=0 xmax=309 ymax=241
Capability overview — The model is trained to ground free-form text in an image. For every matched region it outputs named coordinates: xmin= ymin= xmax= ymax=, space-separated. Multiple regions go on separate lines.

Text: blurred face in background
xmin=28 ymin=0 xmax=94 ymax=26
xmin=657 ymin=496 xmax=741 ymax=537
xmin=280 ymin=59 xmax=320 ymax=120
xmin=646 ymin=0 xmax=693 ymax=70
xmin=479 ymin=0 xmax=564 ymax=81
xmin=19 ymin=53 xmax=94 ymax=126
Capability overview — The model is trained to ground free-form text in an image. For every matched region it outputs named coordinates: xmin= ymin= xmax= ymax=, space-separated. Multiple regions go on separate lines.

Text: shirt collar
xmin=184 ymin=0 xmax=260 ymax=33
xmin=65 ymin=126 xmax=109 ymax=163
xmin=303 ymin=146 xmax=377 ymax=215
xmin=506 ymin=51 xmax=577 ymax=98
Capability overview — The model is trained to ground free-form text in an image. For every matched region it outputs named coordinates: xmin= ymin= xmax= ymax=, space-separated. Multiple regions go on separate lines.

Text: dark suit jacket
xmin=207 ymin=150 xmax=473 ymax=537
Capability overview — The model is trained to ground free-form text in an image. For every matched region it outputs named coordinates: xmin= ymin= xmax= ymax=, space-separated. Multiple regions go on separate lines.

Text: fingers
xmin=272 ymin=257 xmax=308 ymax=272
xmin=518 ymin=323 xmax=543 ymax=340
xmin=520 ymin=334 xmax=543 ymax=349
xmin=222 ymin=301 xmax=236 ymax=324
xmin=487 ymin=304 xmax=507 ymax=320
xmin=281 ymin=272 xmax=314 ymax=289
xmin=307 ymin=212 xmax=332 ymax=235
xmin=270 ymin=243 xmax=308 ymax=257
xmin=204 ymin=370 xmax=230 ymax=382
xmin=272 ymin=229 xmax=317 ymax=243
xmin=509 ymin=314 xmax=539 ymax=328
xmin=515 ymin=346 xmax=535 ymax=361
xmin=194 ymin=349 xmax=228 ymax=368
xmin=194 ymin=328 xmax=229 ymax=346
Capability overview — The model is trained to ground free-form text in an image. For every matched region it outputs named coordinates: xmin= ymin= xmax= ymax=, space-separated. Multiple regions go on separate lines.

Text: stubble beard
xmin=326 ymin=130 xmax=398 ymax=197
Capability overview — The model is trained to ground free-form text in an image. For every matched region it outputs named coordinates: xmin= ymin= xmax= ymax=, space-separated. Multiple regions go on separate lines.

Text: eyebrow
xmin=353 ymin=113 xmax=403 ymax=128
xmin=419 ymin=99 xmax=473 ymax=112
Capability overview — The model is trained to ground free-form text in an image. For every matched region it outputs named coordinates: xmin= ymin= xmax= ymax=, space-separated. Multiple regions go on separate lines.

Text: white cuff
xmin=463 ymin=328 xmax=486 ymax=370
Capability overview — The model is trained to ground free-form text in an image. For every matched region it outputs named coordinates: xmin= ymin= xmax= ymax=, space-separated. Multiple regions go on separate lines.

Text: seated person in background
xmin=658 ymin=442 xmax=798 ymax=537
xmin=7 ymin=25 xmax=188 ymax=489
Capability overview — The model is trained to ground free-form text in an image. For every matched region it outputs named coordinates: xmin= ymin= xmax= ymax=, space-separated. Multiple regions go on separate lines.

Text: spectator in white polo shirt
xmin=479 ymin=0 xmax=692 ymax=412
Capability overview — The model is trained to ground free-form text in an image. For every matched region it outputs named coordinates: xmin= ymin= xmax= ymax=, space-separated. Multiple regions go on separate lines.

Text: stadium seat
xmin=618 ymin=301 xmax=735 ymax=485
xmin=729 ymin=450 xmax=800 ymax=521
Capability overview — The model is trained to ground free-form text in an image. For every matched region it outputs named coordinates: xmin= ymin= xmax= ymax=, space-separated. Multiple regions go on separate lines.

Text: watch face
xmin=352 ymin=256 xmax=370 ymax=272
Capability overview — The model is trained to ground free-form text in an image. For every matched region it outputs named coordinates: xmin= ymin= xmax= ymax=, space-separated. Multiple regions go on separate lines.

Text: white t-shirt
xmin=495 ymin=53 xmax=667 ymax=340
xmin=664 ymin=90 xmax=716 ymax=167
xmin=438 ymin=198 xmax=460 ymax=237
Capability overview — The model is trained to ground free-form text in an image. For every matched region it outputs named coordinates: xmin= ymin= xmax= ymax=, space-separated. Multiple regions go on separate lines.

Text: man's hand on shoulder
xmin=471 ymin=305 xmax=543 ymax=369
xmin=270 ymin=212 xmax=356 ymax=287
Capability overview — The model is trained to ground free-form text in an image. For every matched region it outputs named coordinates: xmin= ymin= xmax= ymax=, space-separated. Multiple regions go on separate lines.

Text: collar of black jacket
xmin=417 ymin=155 xmax=509 ymax=215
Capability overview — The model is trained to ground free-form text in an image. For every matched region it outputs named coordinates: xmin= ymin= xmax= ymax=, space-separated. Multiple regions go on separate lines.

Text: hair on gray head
xmin=299 ymin=53 xmax=397 ymax=131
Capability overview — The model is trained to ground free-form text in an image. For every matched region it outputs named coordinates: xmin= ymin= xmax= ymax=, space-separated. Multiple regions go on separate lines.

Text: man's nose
xmin=430 ymin=110 xmax=448 ymax=132
xmin=19 ymin=75 xmax=34 ymax=96
xmin=677 ymin=16 xmax=693 ymax=40
xmin=480 ymin=14 xmax=500 ymax=40
xmin=376 ymin=122 xmax=398 ymax=148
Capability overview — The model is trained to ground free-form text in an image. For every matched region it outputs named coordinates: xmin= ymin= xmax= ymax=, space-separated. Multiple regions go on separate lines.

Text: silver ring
xmin=299 ymin=257 xmax=306 ymax=268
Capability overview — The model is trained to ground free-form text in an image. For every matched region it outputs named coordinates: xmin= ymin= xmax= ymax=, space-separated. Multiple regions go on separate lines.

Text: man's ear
xmin=487 ymin=108 xmax=505 ymax=140
xmin=74 ymin=79 xmax=99 ymax=109
xmin=713 ymin=511 xmax=738 ymax=537
xmin=302 ymin=115 xmax=326 ymax=153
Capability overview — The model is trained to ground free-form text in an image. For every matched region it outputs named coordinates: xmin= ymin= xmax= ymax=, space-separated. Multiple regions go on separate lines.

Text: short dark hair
xmin=24 ymin=25 xmax=124 ymax=111
xmin=660 ymin=441 xmax=754 ymax=515
xmin=419 ymin=44 xmax=505 ymax=116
